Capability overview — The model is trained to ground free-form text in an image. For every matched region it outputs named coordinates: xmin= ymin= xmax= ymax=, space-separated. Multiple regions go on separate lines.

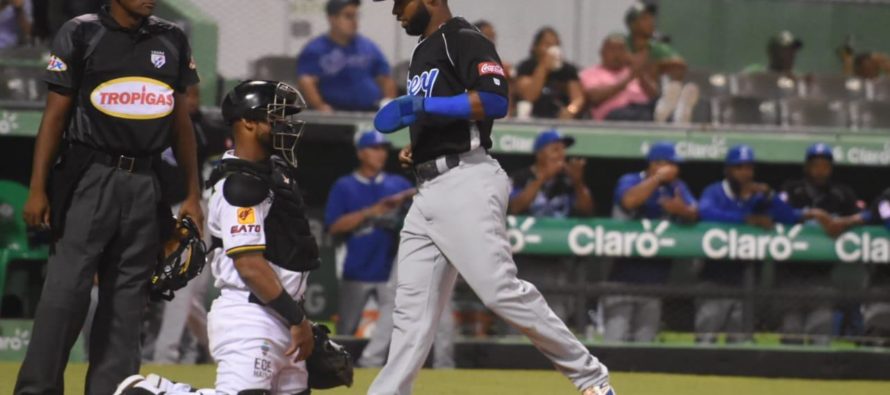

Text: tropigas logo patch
xmin=90 ymin=77 xmax=175 ymax=120
xmin=237 ymin=207 xmax=256 ymax=225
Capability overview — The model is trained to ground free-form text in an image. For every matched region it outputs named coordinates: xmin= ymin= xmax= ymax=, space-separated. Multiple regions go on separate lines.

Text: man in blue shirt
xmin=603 ymin=142 xmax=697 ymax=342
xmin=696 ymin=145 xmax=826 ymax=343
xmin=297 ymin=0 xmax=397 ymax=112
xmin=327 ymin=131 xmax=456 ymax=368
xmin=509 ymin=129 xmax=595 ymax=217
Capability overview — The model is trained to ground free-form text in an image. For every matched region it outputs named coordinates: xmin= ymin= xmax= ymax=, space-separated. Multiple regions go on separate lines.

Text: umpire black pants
xmin=15 ymin=163 xmax=161 ymax=395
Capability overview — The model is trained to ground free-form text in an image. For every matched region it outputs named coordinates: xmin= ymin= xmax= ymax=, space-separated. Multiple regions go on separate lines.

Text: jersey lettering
xmin=407 ymin=68 xmax=440 ymax=98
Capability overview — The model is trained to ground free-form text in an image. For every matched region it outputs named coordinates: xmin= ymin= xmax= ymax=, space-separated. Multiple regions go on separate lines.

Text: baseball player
xmin=117 ymin=80 xmax=319 ymax=395
xmin=368 ymin=1 xmax=614 ymax=394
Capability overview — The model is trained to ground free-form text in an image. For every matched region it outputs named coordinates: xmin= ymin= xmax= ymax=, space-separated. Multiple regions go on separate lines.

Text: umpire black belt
xmin=71 ymin=143 xmax=155 ymax=174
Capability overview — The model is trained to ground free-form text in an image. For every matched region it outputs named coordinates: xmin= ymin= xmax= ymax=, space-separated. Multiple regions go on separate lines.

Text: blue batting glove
xmin=374 ymin=95 xmax=425 ymax=134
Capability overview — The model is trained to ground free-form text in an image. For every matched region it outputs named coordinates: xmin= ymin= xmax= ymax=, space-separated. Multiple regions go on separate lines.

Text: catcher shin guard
xmin=151 ymin=216 xmax=207 ymax=301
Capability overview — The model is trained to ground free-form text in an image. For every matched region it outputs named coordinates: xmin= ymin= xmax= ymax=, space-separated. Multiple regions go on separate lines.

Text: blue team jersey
xmin=699 ymin=180 xmax=802 ymax=224
xmin=296 ymin=34 xmax=391 ymax=111
xmin=610 ymin=172 xmax=698 ymax=284
xmin=613 ymin=172 xmax=698 ymax=220
xmin=324 ymin=172 xmax=412 ymax=282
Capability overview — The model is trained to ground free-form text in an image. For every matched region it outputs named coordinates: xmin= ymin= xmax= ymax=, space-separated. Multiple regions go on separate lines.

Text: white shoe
xmin=113 ymin=375 xmax=145 ymax=395
xmin=582 ymin=382 xmax=616 ymax=395
xmin=143 ymin=373 xmax=195 ymax=393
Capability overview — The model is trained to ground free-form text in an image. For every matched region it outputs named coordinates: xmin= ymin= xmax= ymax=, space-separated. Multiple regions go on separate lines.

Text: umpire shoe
xmin=582 ymin=383 xmax=616 ymax=395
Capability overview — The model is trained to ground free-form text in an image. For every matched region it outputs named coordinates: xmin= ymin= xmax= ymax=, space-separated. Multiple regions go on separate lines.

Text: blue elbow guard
xmin=478 ymin=91 xmax=508 ymax=118
xmin=424 ymin=93 xmax=472 ymax=118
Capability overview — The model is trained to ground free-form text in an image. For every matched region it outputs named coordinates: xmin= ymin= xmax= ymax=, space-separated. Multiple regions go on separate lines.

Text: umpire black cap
xmin=327 ymin=0 xmax=360 ymax=15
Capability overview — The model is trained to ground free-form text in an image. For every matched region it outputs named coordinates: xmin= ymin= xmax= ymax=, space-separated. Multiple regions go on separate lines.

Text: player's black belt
xmin=70 ymin=143 xmax=155 ymax=173
xmin=414 ymin=153 xmax=461 ymax=182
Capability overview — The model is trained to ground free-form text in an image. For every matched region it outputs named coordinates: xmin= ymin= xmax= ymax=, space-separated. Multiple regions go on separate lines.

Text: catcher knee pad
xmin=237 ymin=390 xmax=272 ymax=395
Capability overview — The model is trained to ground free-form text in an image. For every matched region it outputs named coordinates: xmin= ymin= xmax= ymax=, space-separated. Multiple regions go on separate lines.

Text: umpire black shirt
xmin=407 ymin=17 xmax=509 ymax=164
xmin=45 ymin=6 xmax=199 ymax=156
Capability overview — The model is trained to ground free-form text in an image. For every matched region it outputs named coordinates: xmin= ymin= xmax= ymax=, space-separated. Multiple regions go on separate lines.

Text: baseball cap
xmin=647 ymin=141 xmax=682 ymax=163
xmin=805 ymin=142 xmax=834 ymax=162
xmin=533 ymin=129 xmax=575 ymax=153
xmin=355 ymin=130 xmax=390 ymax=149
xmin=326 ymin=0 xmax=360 ymax=16
xmin=769 ymin=30 xmax=803 ymax=50
xmin=726 ymin=144 xmax=756 ymax=166
xmin=625 ymin=1 xmax=657 ymax=26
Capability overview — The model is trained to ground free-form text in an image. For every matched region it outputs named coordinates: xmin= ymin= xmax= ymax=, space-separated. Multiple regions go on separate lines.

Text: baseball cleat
xmin=582 ymin=383 xmax=616 ymax=395
xmin=112 ymin=375 xmax=145 ymax=395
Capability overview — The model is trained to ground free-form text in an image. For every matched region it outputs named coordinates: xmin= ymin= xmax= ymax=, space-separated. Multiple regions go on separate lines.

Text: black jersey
xmin=407 ymin=17 xmax=509 ymax=164
xmin=780 ymin=179 xmax=860 ymax=216
xmin=45 ymin=6 xmax=199 ymax=156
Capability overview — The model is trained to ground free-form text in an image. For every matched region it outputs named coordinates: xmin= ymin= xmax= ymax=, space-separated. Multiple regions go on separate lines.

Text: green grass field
xmin=1 ymin=363 xmax=888 ymax=394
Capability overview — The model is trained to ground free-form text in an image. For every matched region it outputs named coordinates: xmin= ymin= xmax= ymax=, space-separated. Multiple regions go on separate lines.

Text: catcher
xmin=115 ymin=80 xmax=351 ymax=395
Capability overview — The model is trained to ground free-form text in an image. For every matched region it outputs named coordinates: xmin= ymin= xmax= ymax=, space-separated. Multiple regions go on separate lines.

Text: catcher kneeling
xmin=116 ymin=80 xmax=352 ymax=395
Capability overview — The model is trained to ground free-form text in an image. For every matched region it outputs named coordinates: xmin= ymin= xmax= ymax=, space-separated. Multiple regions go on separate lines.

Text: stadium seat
xmin=730 ymin=72 xmax=798 ymax=99
xmin=252 ymin=56 xmax=299 ymax=87
xmin=781 ymin=97 xmax=850 ymax=128
xmin=0 ymin=180 xmax=48 ymax=310
xmin=685 ymin=69 xmax=730 ymax=99
xmin=713 ymin=96 xmax=779 ymax=126
xmin=803 ymin=74 xmax=865 ymax=100
xmin=867 ymin=77 xmax=890 ymax=102
xmin=0 ymin=65 xmax=48 ymax=102
xmin=852 ymin=101 xmax=890 ymax=130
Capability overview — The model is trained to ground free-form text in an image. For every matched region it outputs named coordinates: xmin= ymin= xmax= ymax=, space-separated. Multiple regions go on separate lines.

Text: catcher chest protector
xmin=210 ymin=157 xmax=321 ymax=272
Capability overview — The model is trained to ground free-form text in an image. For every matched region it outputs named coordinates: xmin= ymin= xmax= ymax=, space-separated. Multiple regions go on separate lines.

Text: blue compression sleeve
xmin=423 ymin=92 xmax=508 ymax=119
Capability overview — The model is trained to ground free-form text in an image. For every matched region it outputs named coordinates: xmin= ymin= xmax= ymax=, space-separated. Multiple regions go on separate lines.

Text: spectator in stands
xmin=325 ymin=131 xmax=454 ymax=368
xmin=515 ymin=27 xmax=584 ymax=119
xmin=744 ymin=31 xmax=802 ymax=78
xmin=0 ymin=0 xmax=32 ymax=49
xmin=580 ymin=33 xmax=659 ymax=121
xmin=604 ymin=142 xmax=697 ymax=343
xmin=509 ymin=129 xmax=594 ymax=217
xmin=695 ymin=145 xmax=828 ymax=343
xmin=624 ymin=2 xmax=698 ymax=123
xmin=777 ymin=143 xmax=863 ymax=345
xmin=843 ymin=52 xmax=890 ymax=80
xmin=624 ymin=2 xmax=685 ymax=81
xmin=296 ymin=0 xmax=397 ymax=112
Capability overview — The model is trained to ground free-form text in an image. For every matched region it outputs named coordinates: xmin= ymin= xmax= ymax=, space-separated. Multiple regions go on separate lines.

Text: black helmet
xmin=221 ymin=80 xmax=306 ymax=167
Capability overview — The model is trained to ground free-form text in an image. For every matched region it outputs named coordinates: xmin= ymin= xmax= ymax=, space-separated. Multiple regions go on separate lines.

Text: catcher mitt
xmin=307 ymin=323 xmax=354 ymax=389
xmin=150 ymin=216 xmax=207 ymax=301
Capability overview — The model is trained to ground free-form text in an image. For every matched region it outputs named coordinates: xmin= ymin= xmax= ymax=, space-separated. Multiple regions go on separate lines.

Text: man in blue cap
xmin=324 ymin=130 xmax=417 ymax=365
xmin=695 ymin=144 xmax=827 ymax=343
xmin=509 ymin=129 xmax=595 ymax=217
xmin=603 ymin=141 xmax=697 ymax=342
xmin=777 ymin=143 xmax=863 ymax=344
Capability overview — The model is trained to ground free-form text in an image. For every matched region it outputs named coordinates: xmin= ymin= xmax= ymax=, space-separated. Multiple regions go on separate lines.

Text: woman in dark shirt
xmin=516 ymin=27 xmax=585 ymax=119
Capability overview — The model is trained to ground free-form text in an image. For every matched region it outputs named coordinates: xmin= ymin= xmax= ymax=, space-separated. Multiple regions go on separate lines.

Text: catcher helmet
xmin=221 ymin=80 xmax=307 ymax=168
xmin=151 ymin=216 xmax=207 ymax=301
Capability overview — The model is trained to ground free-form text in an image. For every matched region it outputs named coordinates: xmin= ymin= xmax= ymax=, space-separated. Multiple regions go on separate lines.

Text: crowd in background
xmin=2 ymin=0 xmax=890 ymax=360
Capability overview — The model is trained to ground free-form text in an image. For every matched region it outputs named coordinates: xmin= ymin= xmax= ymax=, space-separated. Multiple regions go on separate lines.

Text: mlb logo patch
xmin=46 ymin=55 xmax=67 ymax=72
xmin=151 ymin=50 xmax=166 ymax=69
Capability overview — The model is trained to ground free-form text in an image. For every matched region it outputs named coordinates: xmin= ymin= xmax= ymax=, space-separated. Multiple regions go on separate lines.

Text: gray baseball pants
xmin=368 ymin=149 xmax=609 ymax=395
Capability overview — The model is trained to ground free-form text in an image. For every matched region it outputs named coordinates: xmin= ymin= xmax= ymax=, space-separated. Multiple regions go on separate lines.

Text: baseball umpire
xmin=15 ymin=1 xmax=202 ymax=394
xmin=369 ymin=1 xmax=614 ymax=394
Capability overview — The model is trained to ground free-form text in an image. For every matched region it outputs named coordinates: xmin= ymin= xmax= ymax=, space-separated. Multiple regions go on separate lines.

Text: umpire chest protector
xmin=211 ymin=157 xmax=320 ymax=272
